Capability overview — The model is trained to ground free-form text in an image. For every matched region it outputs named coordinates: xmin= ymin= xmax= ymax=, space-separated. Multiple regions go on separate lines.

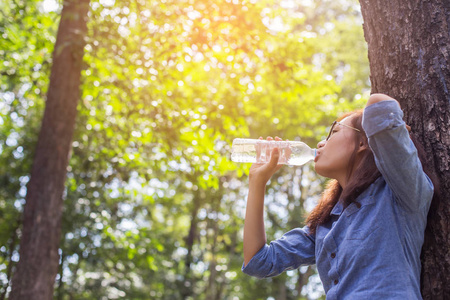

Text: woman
xmin=242 ymin=94 xmax=435 ymax=299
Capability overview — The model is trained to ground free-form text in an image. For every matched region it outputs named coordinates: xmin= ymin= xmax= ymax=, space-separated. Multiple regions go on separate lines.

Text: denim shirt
xmin=242 ymin=100 xmax=434 ymax=299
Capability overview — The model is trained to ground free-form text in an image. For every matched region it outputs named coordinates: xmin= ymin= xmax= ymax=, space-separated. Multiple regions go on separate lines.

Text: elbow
xmin=366 ymin=93 xmax=400 ymax=108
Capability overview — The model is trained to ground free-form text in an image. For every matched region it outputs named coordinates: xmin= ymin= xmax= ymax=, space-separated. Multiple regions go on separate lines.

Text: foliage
xmin=0 ymin=0 xmax=369 ymax=299
xmin=0 ymin=0 xmax=58 ymax=296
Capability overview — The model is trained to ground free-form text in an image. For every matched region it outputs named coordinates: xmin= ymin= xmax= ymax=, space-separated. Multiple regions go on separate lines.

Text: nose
xmin=317 ymin=140 xmax=326 ymax=149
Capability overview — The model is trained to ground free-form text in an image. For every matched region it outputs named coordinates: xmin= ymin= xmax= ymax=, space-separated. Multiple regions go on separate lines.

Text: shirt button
xmin=334 ymin=279 xmax=339 ymax=285
xmin=331 ymin=252 xmax=336 ymax=258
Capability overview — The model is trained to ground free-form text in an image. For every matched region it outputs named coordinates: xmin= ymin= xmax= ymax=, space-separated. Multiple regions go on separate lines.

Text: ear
xmin=357 ymin=140 xmax=369 ymax=152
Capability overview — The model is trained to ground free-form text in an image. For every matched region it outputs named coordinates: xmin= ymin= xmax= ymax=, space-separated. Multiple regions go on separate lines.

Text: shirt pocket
xmin=345 ymin=225 xmax=379 ymax=240
xmin=344 ymin=196 xmax=379 ymax=240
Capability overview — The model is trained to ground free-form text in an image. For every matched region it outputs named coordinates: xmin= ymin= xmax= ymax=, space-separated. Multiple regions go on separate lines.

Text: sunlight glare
xmin=280 ymin=0 xmax=296 ymax=9
xmin=42 ymin=0 xmax=59 ymax=12
xmin=100 ymin=0 xmax=115 ymax=7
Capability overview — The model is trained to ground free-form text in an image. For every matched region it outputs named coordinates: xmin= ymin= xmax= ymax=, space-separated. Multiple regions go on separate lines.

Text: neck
xmin=337 ymin=178 xmax=347 ymax=190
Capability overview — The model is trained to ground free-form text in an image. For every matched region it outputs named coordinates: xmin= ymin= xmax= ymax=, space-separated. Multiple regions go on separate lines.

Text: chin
xmin=314 ymin=163 xmax=335 ymax=179
xmin=314 ymin=163 xmax=326 ymax=177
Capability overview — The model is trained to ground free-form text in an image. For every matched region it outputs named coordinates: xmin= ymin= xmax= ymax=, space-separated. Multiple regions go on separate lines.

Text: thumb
xmin=268 ymin=147 xmax=279 ymax=168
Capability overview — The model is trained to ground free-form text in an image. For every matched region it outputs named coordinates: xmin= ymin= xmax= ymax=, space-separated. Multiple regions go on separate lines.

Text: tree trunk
xmin=205 ymin=217 xmax=219 ymax=300
xmin=9 ymin=0 xmax=90 ymax=299
xmin=181 ymin=192 xmax=201 ymax=299
xmin=0 ymin=219 xmax=20 ymax=300
xmin=359 ymin=0 xmax=450 ymax=298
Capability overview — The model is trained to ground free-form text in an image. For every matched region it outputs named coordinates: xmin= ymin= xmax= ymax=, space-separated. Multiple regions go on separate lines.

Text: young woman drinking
xmin=242 ymin=94 xmax=435 ymax=299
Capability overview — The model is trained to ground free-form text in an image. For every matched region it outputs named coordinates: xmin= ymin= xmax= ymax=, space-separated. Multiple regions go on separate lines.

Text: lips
xmin=314 ymin=151 xmax=321 ymax=163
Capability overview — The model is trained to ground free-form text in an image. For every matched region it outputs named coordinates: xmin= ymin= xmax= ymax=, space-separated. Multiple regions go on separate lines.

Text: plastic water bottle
xmin=231 ymin=138 xmax=316 ymax=166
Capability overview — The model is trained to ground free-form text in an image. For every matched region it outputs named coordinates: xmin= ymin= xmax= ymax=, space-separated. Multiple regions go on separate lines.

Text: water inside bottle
xmin=231 ymin=139 xmax=315 ymax=166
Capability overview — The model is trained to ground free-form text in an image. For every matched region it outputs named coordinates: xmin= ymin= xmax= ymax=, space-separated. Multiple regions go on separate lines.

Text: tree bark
xmin=359 ymin=0 xmax=450 ymax=298
xmin=9 ymin=0 xmax=90 ymax=299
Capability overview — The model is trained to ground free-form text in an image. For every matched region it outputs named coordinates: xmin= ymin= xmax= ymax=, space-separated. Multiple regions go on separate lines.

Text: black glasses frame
xmin=326 ymin=121 xmax=361 ymax=141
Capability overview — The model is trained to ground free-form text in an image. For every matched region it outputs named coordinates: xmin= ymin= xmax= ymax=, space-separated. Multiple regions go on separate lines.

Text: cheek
xmin=332 ymin=147 xmax=354 ymax=169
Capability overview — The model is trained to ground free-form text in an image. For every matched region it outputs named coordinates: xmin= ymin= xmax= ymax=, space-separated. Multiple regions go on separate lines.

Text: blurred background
xmin=0 ymin=0 xmax=371 ymax=299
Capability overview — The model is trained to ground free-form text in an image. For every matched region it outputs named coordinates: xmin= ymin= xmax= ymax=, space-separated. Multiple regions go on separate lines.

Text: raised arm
xmin=244 ymin=137 xmax=282 ymax=265
xmin=243 ymin=137 xmax=315 ymax=278
xmin=362 ymin=94 xmax=434 ymax=212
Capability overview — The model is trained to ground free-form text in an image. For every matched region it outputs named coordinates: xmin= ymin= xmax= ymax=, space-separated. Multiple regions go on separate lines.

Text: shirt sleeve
xmin=362 ymin=100 xmax=434 ymax=212
xmin=241 ymin=226 xmax=316 ymax=279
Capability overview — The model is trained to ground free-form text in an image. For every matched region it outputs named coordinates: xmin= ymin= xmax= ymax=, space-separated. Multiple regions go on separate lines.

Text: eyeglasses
xmin=326 ymin=121 xmax=361 ymax=141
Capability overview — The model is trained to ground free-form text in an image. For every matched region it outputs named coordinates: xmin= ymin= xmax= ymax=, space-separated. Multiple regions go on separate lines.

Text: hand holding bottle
xmin=249 ymin=136 xmax=285 ymax=186
xmin=255 ymin=136 xmax=293 ymax=164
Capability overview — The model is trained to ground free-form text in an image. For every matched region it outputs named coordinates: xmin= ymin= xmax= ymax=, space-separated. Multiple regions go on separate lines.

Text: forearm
xmin=243 ymin=180 xmax=267 ymax=266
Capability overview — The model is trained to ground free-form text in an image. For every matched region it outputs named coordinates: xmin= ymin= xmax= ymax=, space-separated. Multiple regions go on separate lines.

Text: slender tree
xmin=359 ymin=0 xmax=450 ymax=298
xmin=9 ymin=0 xmax=90 ymax=299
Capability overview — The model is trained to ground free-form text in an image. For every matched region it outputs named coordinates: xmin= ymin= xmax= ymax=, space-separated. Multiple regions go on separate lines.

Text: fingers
xmin=256 ymin=136 xmax=285 ymax=166
xmin=256 ymin=136 xmax=278 ymax=163
xmin=267 ymin=136 xmax=280 ymax=164
xmin=269 ymin=136 xmax=283 ymax=163
xmin=268 ymin=147 xmax=279 ymax=168
xmin=250 ymin=136 xmax=284 ymax=183
xmin=265 ymin=137 xmax=272 ymax=160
